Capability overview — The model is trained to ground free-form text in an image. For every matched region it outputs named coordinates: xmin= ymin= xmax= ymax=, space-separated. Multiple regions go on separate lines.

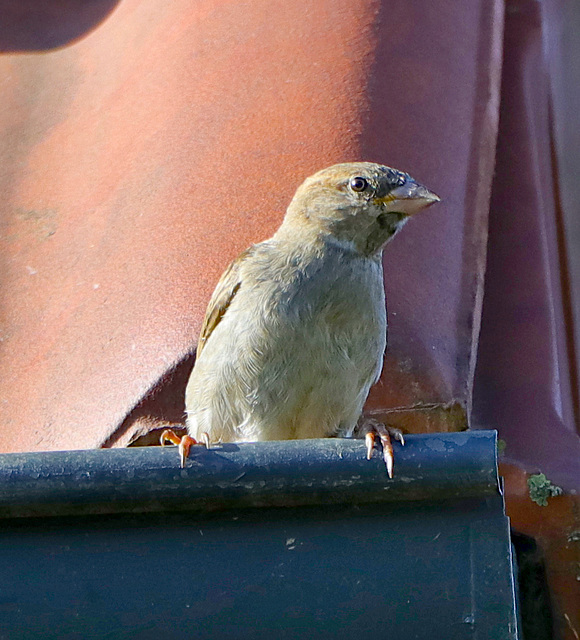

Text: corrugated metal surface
xmin=472 ymin=2 xmax=580 ymax=637
xmin=0 ymin=0 xmax=502 ymax=451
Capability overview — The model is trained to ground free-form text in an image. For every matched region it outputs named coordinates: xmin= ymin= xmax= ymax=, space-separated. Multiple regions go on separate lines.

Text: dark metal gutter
xmin=0 ymin=431 xmax=519 ymax=639
xmin=0 ymin=431 xmax=498 ymax=518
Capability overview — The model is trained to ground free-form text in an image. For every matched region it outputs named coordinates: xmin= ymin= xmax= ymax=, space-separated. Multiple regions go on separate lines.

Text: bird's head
xmin=281 ymin=162 xmax=440 ymax=256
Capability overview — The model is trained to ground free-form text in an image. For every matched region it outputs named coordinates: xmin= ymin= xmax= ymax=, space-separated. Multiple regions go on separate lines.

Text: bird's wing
xmin=196 ymin=247 xmax=254 ymax=357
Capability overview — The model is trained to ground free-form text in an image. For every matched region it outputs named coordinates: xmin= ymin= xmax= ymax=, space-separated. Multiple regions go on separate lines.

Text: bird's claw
xmin=160 ymin=429 xmax=211 ymax=468
xmin=361 ymin=419 xmax=404 ymax=478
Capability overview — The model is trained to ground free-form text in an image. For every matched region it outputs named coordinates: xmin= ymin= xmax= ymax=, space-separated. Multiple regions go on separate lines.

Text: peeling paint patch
xmin=16 ymin=207 xmax=58 ymax=240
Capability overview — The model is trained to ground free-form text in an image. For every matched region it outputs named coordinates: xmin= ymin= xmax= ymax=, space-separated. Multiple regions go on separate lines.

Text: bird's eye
xmin=393 ymin=173 xmax=406 ymax=187
xmin=349 ymin=176 xmax=368 ymax=192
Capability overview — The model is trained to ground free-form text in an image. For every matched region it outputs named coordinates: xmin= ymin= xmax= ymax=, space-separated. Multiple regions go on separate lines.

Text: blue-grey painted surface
xmin=0 ymin=432 xmax=519 ymax=639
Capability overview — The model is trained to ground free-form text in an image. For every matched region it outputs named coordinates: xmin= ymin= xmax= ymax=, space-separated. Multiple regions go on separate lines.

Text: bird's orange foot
xmin=160 ymin=429 xmax=210 ymax=468
xmin=359 ymin=419 xmax=405 ymax=478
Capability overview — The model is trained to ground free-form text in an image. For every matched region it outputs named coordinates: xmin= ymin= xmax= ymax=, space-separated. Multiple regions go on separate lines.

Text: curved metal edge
xmin=0 ymin=431 xmax=499 ymax=519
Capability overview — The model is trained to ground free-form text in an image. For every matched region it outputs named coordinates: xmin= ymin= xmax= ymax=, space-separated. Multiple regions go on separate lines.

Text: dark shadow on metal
xmin=511 ymin=531 xmax=555 ymax=640
xmin=0 ymin=0 xmax=121 ymax=53
xmin=0 ymin=431 xmax=499 ymax=519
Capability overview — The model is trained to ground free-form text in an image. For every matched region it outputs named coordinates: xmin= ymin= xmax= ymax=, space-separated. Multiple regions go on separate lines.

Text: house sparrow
xmin=162 ymin=162 xmax=439 ymax=476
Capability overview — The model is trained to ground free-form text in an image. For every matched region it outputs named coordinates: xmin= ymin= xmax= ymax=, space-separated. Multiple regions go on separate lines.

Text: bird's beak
xmin=375 ymin=181 xmax=440 ymax=216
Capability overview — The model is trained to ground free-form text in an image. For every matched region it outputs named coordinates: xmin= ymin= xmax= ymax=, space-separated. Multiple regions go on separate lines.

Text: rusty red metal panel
xmin=473 ymin=4 xmax=580 ymax=635
xmin=472 ymin=0 xmax=580 ymax=492
xmin=501 ymin=463 xmax=580 ymax=640
xmin=0 ymin=0 xmax=503 ymax=452
xmin=543 ymin=0 xmax=580 ymax=432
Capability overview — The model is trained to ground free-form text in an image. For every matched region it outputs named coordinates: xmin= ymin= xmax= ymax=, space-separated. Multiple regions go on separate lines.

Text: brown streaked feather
xmin=196 ymin=247 xmax=255 ymax=357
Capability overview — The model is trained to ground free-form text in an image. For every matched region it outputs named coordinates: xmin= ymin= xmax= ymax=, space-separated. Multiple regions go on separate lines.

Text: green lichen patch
xmin=527 ymin=473 xmax=563 ymax=507
xmin=497 ymin=439 xmax=507 ymax=456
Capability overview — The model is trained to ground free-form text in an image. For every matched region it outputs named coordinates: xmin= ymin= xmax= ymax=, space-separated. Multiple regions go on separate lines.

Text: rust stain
xmin=366 ymin=401 xmax=467 ymax=434
xmin=501 ymin=462 xmax=580 ymax=640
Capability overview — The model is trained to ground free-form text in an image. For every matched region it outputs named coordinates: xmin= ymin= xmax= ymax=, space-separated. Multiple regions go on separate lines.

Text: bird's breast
xmin=187 ymin=247 xmax=387 ymax=442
